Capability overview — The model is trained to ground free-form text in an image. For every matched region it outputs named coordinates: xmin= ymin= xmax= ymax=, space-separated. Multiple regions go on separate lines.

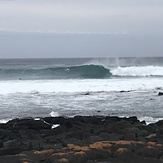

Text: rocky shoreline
xmin=0 ymin=116 xmax=163 ymax=163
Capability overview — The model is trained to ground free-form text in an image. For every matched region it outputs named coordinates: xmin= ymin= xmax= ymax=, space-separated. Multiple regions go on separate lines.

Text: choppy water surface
xmin=0 ymin=57 xmax=163 ymax=124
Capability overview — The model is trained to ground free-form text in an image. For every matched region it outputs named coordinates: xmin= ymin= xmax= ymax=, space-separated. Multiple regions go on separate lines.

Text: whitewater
xmin=0 ymin=58 xmax=163 ymax=124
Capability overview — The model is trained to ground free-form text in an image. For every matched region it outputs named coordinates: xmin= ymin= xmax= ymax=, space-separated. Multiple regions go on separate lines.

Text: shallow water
xmin=0 ymin=79 xmax=163 ymax=124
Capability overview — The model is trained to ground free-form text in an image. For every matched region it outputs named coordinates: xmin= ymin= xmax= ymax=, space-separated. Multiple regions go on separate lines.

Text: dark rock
xmin=84 ymin=92 xmax=90 ymax=95
xmin=28 ymin=140 xmax=43 ymax=150
xmin=122 ymin=127 xmax=139 ymax=138
xmin=85 ymin=149 xmax=111 ymax=161
xmin=86 ymin=136 xmax=103 ymax=144
xmin=68 ymin=151 xmax=87 ymax=163
xmin=64 ymin=138 xmax=83 ymax=146
xmin=6 ymin=118 xmax=51 ymax=130
xmin=137 ymin=130 xmax=149 ymax=137
xmin=65 ymin=130 xmax=83 ymax=140
xmin=99 ymin=133 xmax=122 ymax=141
xmin=114 ymin=148 xmax=132 ymax=158
xmin=0 ymin=140 xmax=3 ymax=148
xmin=87 ymin=160 xmax=97 ymax=163
xmin=104 ymin=116 xmax=121 ymax=123
xmin=156 ymin=120 xmax=163 ymax=126
xmin=0 ymin=129 xmax=5 ymax=139
xmin=146 ymin=123 xmax=157 ymax=133
xmin=0 ymin=155 xmax=21 ymax=163
xmin=0 ymin=124 xmax=7 ymax=130
xmin=0 ymin=147 xmax=25 ymax=156
xmin=123 ymin=133 xmax=136 ymax=141
xmin=43 ymin=116 xmax=66 ymax=125
xmin=57 ymin=139 xmax=67 ymax=147
xmin=127 ymin=116 xmax=139 ymax=123
xmin=120 ymin=90 xmax=131 ymax=93
xmin=156 ymin=128 xmax=163 ymax=143
xmin=1 ymin=116 xmax=163 ymax=162
xmin=158 ymin=92 xmax=163 ymax=96
xmin=135 ymin=146 xmax=159 ymax=159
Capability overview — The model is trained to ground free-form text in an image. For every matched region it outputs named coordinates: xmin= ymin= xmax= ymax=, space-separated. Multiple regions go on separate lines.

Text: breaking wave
xmin=111 ymin=66 xmax=163 ymax=77
xmin=0 ymin=64 xmax=111 ymax=80
xmin=0 ymin=65 xmax=163 ymax=80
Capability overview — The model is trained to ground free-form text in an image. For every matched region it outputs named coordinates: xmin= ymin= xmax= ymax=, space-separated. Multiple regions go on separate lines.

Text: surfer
xmin=66 ymin=68 xmax=69 ymax=72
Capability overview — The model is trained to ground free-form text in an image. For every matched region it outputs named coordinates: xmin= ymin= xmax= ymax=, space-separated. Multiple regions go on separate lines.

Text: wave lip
xmin=111 ymin=66 xmax=163 ymax=77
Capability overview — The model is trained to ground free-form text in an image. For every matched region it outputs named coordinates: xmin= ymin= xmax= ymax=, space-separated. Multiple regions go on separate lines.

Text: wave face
xmin=111 ymin=66 xmax=163 ymax=77
xmin=0 ymin=64 xmax=111 ymax=80
xmin=1 ymin=64 xmax=163 ymax=80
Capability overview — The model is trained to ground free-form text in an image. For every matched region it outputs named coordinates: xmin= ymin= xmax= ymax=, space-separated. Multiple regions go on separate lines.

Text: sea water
xmin=0 ymin=57 xmax=163 ymax=124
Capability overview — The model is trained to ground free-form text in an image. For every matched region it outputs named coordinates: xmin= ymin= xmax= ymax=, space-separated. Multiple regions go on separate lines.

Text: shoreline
xmin=0 ymin=116 xmax=163 ymax=163
xmin=0 ymin=114 xmax=163 ymax=125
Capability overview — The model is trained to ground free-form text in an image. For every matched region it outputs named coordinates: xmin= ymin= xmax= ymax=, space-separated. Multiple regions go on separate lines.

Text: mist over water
xmin=0 ymin=57 xmax=163 ymax=124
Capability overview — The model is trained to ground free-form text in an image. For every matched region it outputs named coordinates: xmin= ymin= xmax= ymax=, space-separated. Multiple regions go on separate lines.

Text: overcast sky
xmin=0 ymin=0 xmax=163 ymax=58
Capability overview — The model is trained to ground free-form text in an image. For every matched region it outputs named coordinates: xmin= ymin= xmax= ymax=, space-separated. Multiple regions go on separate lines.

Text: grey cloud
xmin=0 ymin=0 xmax=163 ymax=34
xmin=0 ymin=0 xmax=163 ymax=58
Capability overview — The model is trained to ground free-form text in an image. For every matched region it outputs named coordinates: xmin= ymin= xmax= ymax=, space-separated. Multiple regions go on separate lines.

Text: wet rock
xmin=43 ymin=116 xmax=66 ymax=125
xmin=137 ymin=130 xmax=149 ymax=137
xmin=68 ymin=151 xmax=87 ymax=163
xmin=6 ymin=118 xmax=51 ymax=130
xmin=87 ymin=160 xmax=97 ymax=163
xmin=123 ymin=133 xmax=136 ymax=141
xmin=122 ymin=127 xmax=139 ymax=140
xmin=0 ymin=140 xmax=3 ymax=148
xmin=0 ymin=147 xmax=25 ymax=156
xmin=135 ymin=145 xmax=159 ymax=159
xmin=84 ymin=92 xmax=90 ymax=95
xmin=156 ymin=128 xmax=163 ymax=143
xmin=120 ymin=90 xmax=131 ymax=93
xmin=0 ymin=155 xmax=21 ymax=163
xmin=85 ymin=149 xmax=111 ymax=161
xmin=0 ymin=124 xmax=7 ymax=130
xmin=1 ymin=116 xmax=163 ymax=162
xmin=114 ymin=148 xmax=132 ymax=158
xmin=86 ymin=136 xmax=103 ymax=144
xmin=158 ymin=92 xmax=163 ymax=96
xmin=99 ymin=133 xmax=122 ymax=141
xmin=127 ymin=116 xmax=139 ymax=124
xmin=65 ymin=130 xmax=83 ymax=140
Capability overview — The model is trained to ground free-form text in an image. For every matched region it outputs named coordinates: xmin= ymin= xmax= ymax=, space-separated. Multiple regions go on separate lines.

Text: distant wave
xmin=0 ymin=65 xmax=163 ymax=80
xmin=0 ymin=64 xmax=111 ymax=80
xmin=111 ymin=66 xmax=163 ymax=77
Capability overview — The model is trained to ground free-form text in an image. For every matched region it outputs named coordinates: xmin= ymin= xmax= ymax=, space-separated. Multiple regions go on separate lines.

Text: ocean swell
xmin=0 ymin=65 xmax=163 ymax=80
xmin=0 ymin=64 xmax=111 ymax=80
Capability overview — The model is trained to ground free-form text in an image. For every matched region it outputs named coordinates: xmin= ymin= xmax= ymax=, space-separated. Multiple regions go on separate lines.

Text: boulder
xmin=6 ymin=118 xmax=51 ymax=130
xmin=114 ymin=148 xmax=132 ymax=158
xmin=0 ymin=140 xmax=3 ymax=148
xmin=158 ymin=92 xmax=163 ymax=96
xmin=123 ymin=133 xmax=136 ymax=141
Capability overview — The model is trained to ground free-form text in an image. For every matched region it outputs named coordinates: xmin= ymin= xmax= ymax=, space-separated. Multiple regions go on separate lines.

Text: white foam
xmin=0 ymin=78 xmax=163 ymax=95
xmin=0 ymin=119 xmax=10 ymax=124
xmin=52 ymin=124 xmax=60 ymax=129
xmin=50 ymin=111 xmax=59 ymax=117
xmin=34 ymin=118 xmax=40 ymax=121
xmin=139 ymin=116 xmax=163 ymax=125
xmin=111 ymin=66 xmax=163 ymax=77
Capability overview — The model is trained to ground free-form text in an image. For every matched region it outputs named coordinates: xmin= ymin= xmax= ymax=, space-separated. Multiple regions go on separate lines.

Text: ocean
xmin=0 ymin=57 xmax=163 ymax=124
